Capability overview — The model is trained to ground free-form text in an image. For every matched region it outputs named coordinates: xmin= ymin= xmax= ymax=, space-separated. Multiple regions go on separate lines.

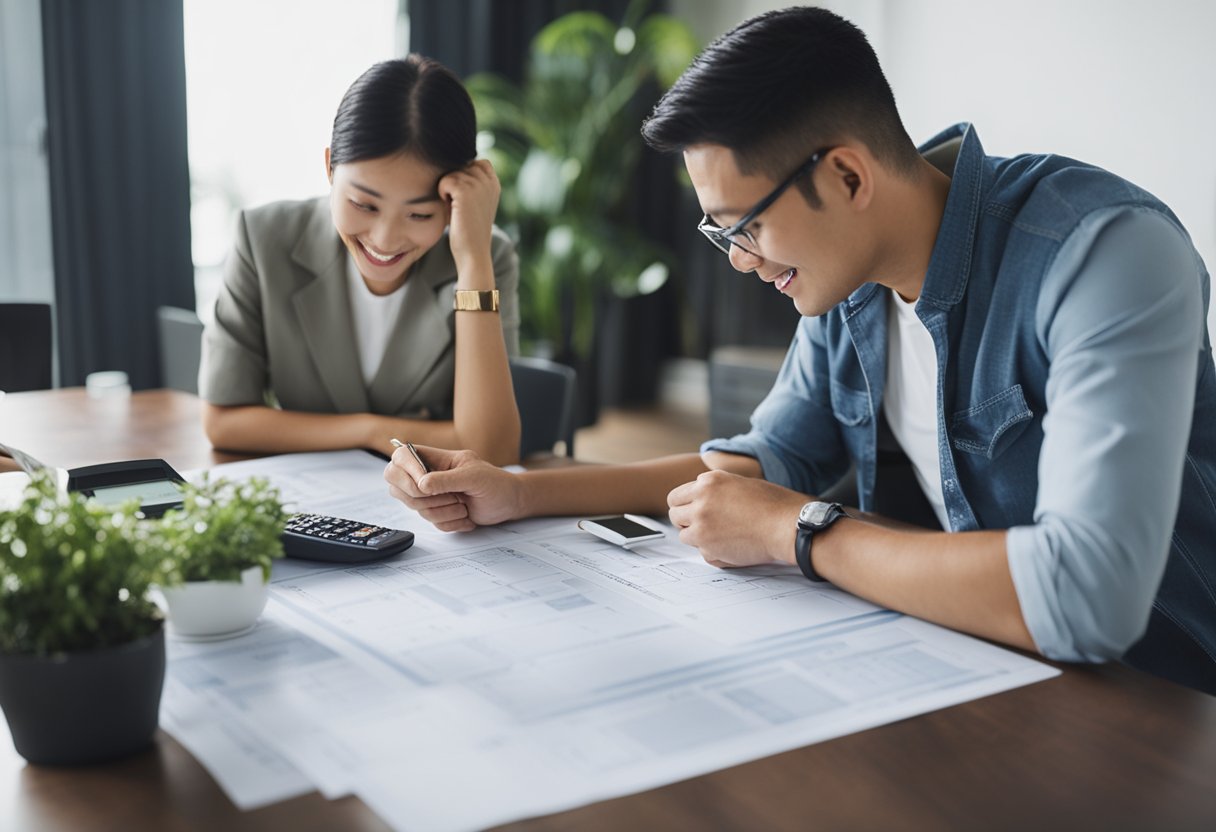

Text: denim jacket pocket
xmin=950 ymin=384 xmax=1033 ymax=459
xmin=830 ymin=380 xmax=872 ymax=426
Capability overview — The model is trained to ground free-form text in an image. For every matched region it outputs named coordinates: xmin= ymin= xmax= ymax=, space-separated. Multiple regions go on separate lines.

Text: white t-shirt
xmin=882 ymin=289 xmax=950 ymax=529
xmin=346 ymin=256 xmax=407 ymax=387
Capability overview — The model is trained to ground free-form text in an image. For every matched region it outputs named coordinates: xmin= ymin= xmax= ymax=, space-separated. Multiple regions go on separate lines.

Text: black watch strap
xmin=795 ymin=503 xmax=846 ymax=583
xmin=795 ymin=524 xmax=827 ymax=582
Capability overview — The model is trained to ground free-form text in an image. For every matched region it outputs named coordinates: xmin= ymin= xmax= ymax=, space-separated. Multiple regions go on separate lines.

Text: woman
xmin=200 ymin=56 xmax=521 ymax=465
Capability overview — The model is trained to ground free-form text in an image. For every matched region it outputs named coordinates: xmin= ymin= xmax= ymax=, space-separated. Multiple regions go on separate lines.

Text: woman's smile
xmin=358 ymin=239 xmax=408 ymax=267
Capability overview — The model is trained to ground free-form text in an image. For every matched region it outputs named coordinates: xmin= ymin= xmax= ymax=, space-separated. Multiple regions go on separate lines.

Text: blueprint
xmin=160 ymin=450 xmax=1059 ymax=829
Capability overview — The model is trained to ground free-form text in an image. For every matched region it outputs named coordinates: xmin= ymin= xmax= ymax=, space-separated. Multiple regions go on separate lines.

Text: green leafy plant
xmin=0 ymin=471 xmax=168 ymax=655
xmin=468 ymin=0 xmax=699 ymax=359
xmin=157 ymin=476 xmax=288 ymax=583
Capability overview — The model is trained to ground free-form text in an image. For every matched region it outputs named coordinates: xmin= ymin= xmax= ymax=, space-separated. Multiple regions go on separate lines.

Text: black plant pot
xmin=0 ymin=625 xmax=166 ymax=765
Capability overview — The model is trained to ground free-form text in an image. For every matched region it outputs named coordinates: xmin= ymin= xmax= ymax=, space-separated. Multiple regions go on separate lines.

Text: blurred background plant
xmin=467 ymin=0 xmax=699 ymax=368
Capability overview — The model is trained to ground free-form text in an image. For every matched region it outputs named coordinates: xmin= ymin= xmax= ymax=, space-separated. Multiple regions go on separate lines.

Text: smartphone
xmin=577 ymin=514 xmax=666 ymax=548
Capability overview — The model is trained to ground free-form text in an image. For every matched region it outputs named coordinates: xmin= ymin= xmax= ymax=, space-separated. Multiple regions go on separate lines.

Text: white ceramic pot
xmin=160 ymin=565 xmax=269 ymax=641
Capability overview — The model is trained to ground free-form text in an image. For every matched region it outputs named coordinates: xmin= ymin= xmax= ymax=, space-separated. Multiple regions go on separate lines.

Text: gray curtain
xmin=41 ymin=0 xmax=195 ymax=389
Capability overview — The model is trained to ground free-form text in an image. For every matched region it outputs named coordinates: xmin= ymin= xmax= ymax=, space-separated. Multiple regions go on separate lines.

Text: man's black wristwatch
xmin=795 ymin=501 xmax=847 ymax=583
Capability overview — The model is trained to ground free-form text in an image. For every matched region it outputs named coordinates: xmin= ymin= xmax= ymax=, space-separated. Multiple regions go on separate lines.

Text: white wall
xmin=881 ymin=0 xmax=1216 ymax=341
xmin=183 ymin=0 xmax=399 ymax=319
xmin=670 ymin=0 xmax=1216 ymax=341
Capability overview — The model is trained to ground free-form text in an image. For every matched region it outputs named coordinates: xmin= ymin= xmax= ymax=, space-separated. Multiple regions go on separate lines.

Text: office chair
xmin=510 ymin=356 xmax=577 ymax=458
xmin=0 ymin=303 xmax=53 ymax=392
xmin=156 ymin=305 xmax=205 ymax=394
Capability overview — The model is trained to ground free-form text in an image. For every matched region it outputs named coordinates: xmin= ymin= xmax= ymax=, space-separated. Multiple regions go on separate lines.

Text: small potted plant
xmin=156 ymin=476 xmax=288 ymax=641
xmin=0 ymin=471 xmax=170 ymax=765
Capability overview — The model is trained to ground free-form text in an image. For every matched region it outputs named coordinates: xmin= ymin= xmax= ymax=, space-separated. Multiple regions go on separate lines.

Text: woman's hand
xmin=438 ymin=159 xmax=500 ymax=285
xmin=384 ymin=444 xmax=525 ymax=532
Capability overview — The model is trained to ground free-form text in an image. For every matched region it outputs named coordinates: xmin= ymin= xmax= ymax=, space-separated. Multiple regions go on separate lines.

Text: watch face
xmin=799 ymin=502 xmax=832 ymax=525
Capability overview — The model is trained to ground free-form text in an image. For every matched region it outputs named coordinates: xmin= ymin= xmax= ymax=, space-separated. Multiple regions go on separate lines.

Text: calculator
xmin=282 ymin=513 xmax=415 ymax=564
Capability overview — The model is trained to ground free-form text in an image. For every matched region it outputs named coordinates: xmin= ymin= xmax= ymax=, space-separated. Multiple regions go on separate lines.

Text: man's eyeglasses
xmin=696 ymin=147 xmax=834 ymax=257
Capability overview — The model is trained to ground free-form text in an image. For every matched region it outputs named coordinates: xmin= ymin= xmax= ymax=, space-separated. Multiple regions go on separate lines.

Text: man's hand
xmin=383 ymin=445 xmax=524 ymax=532
xmin=666 ymin=470 xmax=809 ymax=567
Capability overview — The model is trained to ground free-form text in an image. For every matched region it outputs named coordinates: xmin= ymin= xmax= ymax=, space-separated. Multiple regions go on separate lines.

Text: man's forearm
xmin=813 ymin=519 xmax=1036 ymax=652
xmin=519 ymin=453 xmax=709 ymax=518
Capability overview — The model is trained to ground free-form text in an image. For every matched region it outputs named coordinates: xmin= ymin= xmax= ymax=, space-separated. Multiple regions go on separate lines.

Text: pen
xmin=390 ymin=438 xmax=430 ymax=473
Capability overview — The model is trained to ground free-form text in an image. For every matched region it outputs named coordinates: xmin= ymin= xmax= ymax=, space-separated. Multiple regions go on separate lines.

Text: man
xmin=385 ymin=7 xmax=1216 ymax=693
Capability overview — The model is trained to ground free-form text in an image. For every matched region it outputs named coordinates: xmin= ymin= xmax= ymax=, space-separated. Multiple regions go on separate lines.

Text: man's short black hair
xmin=642 ymin=6 xmax=920 ymax=205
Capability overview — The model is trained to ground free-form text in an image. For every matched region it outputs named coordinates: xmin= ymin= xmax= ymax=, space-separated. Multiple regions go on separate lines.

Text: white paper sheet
xmin=267 ymin=536 xmax=1057 ymax=832
xmin=162 ymin=607 xmax=422 ymax=802
xmin=159 ymin=450 xmax=1059 ymax=830
xmin=160 ymin=641 xmax=316 ymax=810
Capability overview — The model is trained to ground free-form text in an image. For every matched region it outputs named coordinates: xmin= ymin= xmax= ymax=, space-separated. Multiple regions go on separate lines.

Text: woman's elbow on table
xmin=202 ymin=403 xmax=245 ymax=451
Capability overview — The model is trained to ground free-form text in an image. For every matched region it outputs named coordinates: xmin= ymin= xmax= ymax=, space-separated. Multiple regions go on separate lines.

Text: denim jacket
xmin=705 ymin=123 xmax=1216 ymax=686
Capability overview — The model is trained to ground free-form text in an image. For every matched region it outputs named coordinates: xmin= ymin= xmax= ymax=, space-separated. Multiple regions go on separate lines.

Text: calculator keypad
xmin=286 ymin=514 xmax=396 ymax=546
xmin=281 ymin=513 xmax=414 ymax=564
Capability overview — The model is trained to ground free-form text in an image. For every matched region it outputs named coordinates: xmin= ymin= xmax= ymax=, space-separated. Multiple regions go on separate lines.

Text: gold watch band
xmin=453 ymin=289 xmax=499 ymax=312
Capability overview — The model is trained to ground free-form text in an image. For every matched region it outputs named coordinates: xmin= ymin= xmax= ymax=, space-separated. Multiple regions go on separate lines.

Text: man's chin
xmin=791 ymin=284 xmax=855 ymax=317
xmin=792 ymin=297 xmax=830 ymax=318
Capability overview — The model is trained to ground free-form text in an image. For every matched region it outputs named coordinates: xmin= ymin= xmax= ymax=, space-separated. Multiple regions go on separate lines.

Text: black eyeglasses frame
xmin=696 ymin=146 xmax=835 ymax=256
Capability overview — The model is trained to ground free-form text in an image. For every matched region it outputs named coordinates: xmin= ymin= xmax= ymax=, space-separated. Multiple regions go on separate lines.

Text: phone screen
xmin=594 ymin=516 xmax=658 ymax=538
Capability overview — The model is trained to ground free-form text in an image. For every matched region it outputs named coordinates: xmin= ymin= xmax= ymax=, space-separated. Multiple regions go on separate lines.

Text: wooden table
xmin=2 ymin=389 xmax=1215 ymax=831
xmin=1 ymin=388 xmax=246 ymax=472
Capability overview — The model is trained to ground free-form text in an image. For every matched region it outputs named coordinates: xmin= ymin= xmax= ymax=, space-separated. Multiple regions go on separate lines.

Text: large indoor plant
xmin=0 ymin=471 xmax=170 ymax=765
xmin=468 ymin=1 xmax=699 ymax=413
xmin=156 ymin=475 xmax=287 ymax=641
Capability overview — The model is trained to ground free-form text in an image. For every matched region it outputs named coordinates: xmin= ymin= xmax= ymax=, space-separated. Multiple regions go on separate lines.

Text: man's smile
xmin=760 ymin=267 xmax=798 ymax=293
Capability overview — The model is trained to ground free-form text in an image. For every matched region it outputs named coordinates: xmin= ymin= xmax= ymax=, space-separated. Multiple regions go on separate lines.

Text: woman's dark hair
xmin=641 ymin=7 xmax=920 ymax=205
xmin=329 ymin=55 xmax=476 ymax=173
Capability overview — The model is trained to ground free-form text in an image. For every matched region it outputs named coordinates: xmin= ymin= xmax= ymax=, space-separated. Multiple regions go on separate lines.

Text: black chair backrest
xmin=510 ymin=356 xmax=577 ymax=458
xmin=157 ymin=306 xmax=204 ymax=394
xmin=0 ymin=303 xmax=53 ymax=392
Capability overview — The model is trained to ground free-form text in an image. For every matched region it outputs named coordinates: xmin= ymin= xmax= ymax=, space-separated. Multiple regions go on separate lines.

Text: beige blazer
xmin=199 ymin=197 xmax=520 ymax=419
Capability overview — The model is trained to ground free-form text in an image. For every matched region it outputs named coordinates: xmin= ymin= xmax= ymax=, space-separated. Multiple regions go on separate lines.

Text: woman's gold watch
xmin=453 ymin=289 xmax=499 ymax=312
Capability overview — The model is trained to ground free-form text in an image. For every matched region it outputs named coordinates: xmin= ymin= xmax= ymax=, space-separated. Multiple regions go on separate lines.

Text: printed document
xmin=160 ymin=450 xmax=1059 ymax=831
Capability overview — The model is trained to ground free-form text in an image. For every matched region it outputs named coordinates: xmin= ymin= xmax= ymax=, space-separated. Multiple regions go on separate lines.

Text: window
xmin=183 ymin=0 xmax=402 ymax=319
xmin=0 ymin=1 xmax=54 ymax=307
